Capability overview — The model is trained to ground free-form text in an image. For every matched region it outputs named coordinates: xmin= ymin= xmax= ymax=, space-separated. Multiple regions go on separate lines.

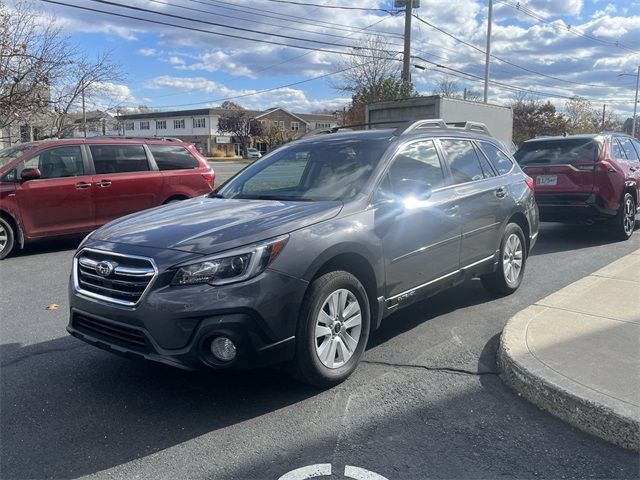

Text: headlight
xmin=171 ymin=235 xmax=289 ymax=286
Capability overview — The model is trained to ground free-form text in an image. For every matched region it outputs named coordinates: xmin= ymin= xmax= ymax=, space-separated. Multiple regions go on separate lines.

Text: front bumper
xmin=68 ymin=264 xmax=308 ymax=370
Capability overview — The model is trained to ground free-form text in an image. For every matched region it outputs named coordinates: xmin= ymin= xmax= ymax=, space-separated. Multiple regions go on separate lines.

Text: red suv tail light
xmin=524 ymin=174 xmax=535 ymax=191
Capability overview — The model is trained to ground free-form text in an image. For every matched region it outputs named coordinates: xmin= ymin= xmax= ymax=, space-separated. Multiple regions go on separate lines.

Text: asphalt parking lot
xmin=1 ymin=223 xmax=639 ymax=480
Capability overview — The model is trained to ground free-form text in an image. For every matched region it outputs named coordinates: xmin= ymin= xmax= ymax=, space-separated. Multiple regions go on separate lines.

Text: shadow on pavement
xmin=8 ymin=236 xmax=83 ymax=258
xmin=0 ymin=336 xmax=318 ymax=479
xmin=531 ymin=223 xmax=621 ymax=257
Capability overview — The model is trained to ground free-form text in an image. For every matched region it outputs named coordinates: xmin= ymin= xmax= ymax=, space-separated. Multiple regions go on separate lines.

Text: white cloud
xmin=138 ymin=48 xmax=161 ymax=57
xmin=146 ymin=75 xmax=350 ymax=112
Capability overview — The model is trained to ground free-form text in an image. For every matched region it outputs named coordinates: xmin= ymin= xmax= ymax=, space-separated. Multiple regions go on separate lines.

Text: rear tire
xmin=481 ymin=223 xmax=527 ymax=296
xmin=612 ymin=193 xmax=636 ymax=241
xmin=0 ymin=218 xmax=15 ymax=260
xmin=289 ymin=271 xmax=370 ymax=388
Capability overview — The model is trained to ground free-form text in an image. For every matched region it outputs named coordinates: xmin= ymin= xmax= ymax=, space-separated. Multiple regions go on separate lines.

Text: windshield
xmin=515 ymin=138 xmax=601 ymax=165
xmin=216 ymin=137 xmax=389 ymax=201
xmin=0 ymin=144 xmax=37 ymax=168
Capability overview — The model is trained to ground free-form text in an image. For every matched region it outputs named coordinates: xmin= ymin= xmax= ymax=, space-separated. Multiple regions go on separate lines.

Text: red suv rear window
xmin=515 ymin=138 xmax=601 ymax=166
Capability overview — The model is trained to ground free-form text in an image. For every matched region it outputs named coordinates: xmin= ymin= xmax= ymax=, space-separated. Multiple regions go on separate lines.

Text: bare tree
xmin=0 ymin=0 xmax=71 ymax=137
xmin=257 ymin=120 xmax=295 ymax=152
xmin=219 ymin=100 xmax=245 ymax=110
xmin=1 ymin=0 xmax=125 ymax=141
xmin=218 ymin=110 xmax=263 ymax=158
xmin=47 ymin=50 xmax=124 ymax=138
xmin=432 ymin=76 xmax=460 ymax=98
xmin=333 ymin=35 xmax=417 ymax=125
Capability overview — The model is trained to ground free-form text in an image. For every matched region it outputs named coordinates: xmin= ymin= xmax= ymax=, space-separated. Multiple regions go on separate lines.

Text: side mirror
xmin=21 ymin=168 xmax=41 ymax=182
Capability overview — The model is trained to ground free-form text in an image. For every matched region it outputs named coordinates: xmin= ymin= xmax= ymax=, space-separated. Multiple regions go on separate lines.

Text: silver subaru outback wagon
xmin=68 ymin=120 xmax=539 ymax=387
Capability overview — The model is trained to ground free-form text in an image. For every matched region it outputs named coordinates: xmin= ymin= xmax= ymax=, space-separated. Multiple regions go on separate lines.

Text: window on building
xmin=291 ymin=121 xmax=300 ymax=131
xmin=315 ymin=122 xmax=331 ymax=129
xmin=156 ymin=120 xmax=167 ymax=130
xmin=276 ymin=121 xmax=285 ymax=130
xmin=149 ymin=145 xmax=199 ymax=170
xmin=124 ymin=121 xmax=134 ymax=131
xmin=90 ymin=145 xmax=150 ymax=174
xmin=139 ymin=121 xmax=150 ymax=130
xmin=20 ymin=125 xmax=31 ymax=142
xmin=193 ymin=118 xmax=206 ymax=128
xmin=174 ymin=119 xmax=185 ymax=129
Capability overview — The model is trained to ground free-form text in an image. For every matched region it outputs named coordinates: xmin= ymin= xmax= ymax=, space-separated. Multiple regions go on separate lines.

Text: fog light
xmin=210 ymin=337 xmax=237 ymax=362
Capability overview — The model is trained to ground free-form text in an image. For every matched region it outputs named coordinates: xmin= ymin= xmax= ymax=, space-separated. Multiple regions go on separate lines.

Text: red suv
xmin=0 ymin=138 xmax=214 ymax=259
xmin=515 ymin=134 xmax=640 ymax=240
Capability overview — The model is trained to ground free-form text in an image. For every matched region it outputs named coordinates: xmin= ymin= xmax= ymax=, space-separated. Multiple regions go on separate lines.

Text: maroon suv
xmin=515 ymin=134 xmax=640 ymax=240
xmin=0 ymin=138 xmax=214 ymax=259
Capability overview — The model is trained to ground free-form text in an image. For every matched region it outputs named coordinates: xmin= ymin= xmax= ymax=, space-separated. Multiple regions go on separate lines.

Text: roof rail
xmin=393 ymin=118 xmax=493 ymax=137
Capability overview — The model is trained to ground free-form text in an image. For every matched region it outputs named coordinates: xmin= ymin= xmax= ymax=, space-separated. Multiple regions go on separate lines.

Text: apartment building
xmin=118 ymin=107 xmax=339 ymax=154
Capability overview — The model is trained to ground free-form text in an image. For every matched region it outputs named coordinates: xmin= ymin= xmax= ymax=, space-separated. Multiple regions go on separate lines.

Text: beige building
xmin=119 ymin=106 xmax=339 ymax=155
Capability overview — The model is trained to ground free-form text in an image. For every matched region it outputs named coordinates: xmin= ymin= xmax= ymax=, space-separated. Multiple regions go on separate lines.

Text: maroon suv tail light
xmin=524 ymin=174 xmax=535 ymax=191
xmin=595 ymin=160 xmax=617 ymax=173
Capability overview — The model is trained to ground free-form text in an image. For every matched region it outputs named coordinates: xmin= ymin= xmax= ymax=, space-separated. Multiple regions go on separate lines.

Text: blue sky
xmin=18 ymin=0 xmax=640 ymax=117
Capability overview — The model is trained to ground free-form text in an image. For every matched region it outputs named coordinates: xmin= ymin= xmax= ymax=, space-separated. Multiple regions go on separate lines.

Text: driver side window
xmin=23 ymin=146 xmax=84 ymax=179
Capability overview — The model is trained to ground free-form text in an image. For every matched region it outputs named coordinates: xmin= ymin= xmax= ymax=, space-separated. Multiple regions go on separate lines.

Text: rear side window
xmin=478 ymin=142 xmax=514 ymax=175
xmin=440 ymin=139 xmax=489 ymax=184
xmin=90 ymin=145 xmax=149 ymax=174
xmin=515 ymin=138 xmax=601 ymax=165
xmin=611 ymin=139 xmax=626 ymax=161
xmin=618 ymin=137 xmax=639 ymax=161
xmin=149 ymin=145 xmax=199 ymax=170
xmin=24 ymin=146 xmax=84 ymax=179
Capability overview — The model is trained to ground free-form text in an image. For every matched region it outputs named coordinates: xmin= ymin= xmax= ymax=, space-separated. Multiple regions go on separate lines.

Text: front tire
xmin=481 ymin=223 xmax=527 ymax=296
xmin=0 ymin=218 xmax=15 ymax=260
xmin=289 ymin=271 xmax=370 ymax=387
xmin=613 ymin=193 xmax=636 ymax=241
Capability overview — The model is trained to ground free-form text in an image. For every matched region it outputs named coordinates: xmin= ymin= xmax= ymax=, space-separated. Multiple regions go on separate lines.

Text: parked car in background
xmin=247 ymin=148 xmax=262 ymax=159
xmin=0 ymin=138 xmax=214 ymax=259
xmin=67 ymin=120 xmax=538 ymax=387
xmin=515 ymin=133 xmax=640 ymax=240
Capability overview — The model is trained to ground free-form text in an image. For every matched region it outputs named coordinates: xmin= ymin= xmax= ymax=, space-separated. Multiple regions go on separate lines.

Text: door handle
xmin=75 ymin=182 xmax=92 ymax=189
xmin=495 ymin=187 xmax=506 ymax=198
xmin=96 ymin=180 xmax=112 ymax=187
xmin=443 ymin=205 xmax=459 ymax=216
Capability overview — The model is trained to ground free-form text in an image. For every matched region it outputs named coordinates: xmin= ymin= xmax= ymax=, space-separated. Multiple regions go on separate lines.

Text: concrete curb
xmin=498 ymin=305 xmax=640 ymax=452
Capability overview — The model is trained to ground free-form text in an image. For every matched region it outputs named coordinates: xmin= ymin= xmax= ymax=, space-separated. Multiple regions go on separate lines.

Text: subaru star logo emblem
xmin=95 ymin=260 xmax=115 ymax=277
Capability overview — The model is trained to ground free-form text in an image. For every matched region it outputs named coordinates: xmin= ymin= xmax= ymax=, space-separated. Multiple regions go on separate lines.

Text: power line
xmin=188 ymin=0 xmax=403 ymax=39
xmin=147 ymin=64 xmax=365 ymax=109
xmin=40 ymin=0 xmax=403 ymax=59
xmin=412 ymin=56 xmax=635 ymax=104
xmin=83 ymin=0 xmax=387 ymax=49
xmin=143 ymin=0 xmax=370 ymax=42
xmin=496 ymin=0 xmax=639 ymax=54
xmin=413 ymin=13 xmax=609 ymax=90
xmin=261 ymin=0 xmax=390 ymax=12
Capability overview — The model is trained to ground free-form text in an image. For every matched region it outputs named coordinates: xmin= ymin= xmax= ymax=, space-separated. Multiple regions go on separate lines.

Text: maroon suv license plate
xmin=536 ymin=175 xmax=557 ymax=186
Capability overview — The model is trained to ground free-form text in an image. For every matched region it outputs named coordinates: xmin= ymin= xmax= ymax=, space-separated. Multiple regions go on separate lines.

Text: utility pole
xmin=81 ymin=79 xmax=87 ymax=138
xmin=602 ymin=104 xmax=606 ymax=131
xmin=401 ymin=0 xmax=413 ymax=83
xmin=483 ymin=0 xmax=493 ymax=104
xmin=633 ymin=66 xmax=639 ymax=137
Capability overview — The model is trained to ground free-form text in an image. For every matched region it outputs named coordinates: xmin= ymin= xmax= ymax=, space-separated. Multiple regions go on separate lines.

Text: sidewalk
xmin=498 ymin=249 xmax=640 ymax=451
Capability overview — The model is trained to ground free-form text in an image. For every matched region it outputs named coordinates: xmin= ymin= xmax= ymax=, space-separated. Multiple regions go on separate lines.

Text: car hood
xmin=90 ymin=196 xmax=343 ymax=256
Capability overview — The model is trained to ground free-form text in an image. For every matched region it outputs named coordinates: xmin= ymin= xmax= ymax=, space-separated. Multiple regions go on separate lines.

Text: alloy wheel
xmin=623 ymin=197 xmax=636 ymax=236
xmin=0 ymin=223 xmax=7 ymax=254
xmin=315 ymin=288 xmax=362 ymax=369
xmin=502 ymin=233 xmax=523 ymax=287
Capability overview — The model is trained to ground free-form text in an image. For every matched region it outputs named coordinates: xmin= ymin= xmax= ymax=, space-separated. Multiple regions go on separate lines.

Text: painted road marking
xmin=278 ymin=464 xmax=389 ymax=480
